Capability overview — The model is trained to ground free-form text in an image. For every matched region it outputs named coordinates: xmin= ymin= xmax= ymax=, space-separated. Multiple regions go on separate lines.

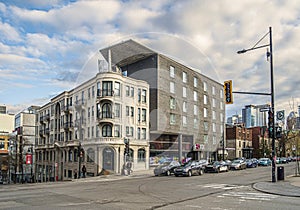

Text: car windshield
xmin=232 ymin=160 xmax=241 ymax=163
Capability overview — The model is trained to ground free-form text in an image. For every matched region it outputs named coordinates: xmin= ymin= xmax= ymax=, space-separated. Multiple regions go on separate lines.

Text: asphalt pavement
xmin=73 ymin=168 xmax=300 ymax=197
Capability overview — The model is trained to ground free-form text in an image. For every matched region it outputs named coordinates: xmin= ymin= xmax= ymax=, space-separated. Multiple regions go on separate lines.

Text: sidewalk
xmin=253 ymin=175 xmax=300 ymax=197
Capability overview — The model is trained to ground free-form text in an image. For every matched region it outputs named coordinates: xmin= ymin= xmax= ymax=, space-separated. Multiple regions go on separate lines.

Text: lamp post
xmin=237 ymin=27 xmax=276 ymax=182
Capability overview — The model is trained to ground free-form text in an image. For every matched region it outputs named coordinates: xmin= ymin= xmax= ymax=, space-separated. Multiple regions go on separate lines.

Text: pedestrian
xmin=74 ymin=169 xmax=77 ymax=179
xmin=82 ymin=165 xmax=86 ymax=178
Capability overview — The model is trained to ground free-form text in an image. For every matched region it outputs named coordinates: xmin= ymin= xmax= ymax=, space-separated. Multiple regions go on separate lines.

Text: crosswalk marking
xmin=218 ymin=191 xmax=278 ymax=201
xmin=201 ymin=183 xmax=246 ymax=190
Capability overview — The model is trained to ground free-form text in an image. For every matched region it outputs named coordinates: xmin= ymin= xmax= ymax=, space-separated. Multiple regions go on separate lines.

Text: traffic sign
xmin=276 ymin=110 xmax=285 ymax=120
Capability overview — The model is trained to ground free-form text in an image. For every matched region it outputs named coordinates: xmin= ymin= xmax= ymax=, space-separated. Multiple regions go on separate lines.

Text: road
xmin=0 ymin=162 xmax=299 ymax=210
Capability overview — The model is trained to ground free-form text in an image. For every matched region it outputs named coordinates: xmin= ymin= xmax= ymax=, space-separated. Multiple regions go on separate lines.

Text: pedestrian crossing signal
xmin=224 ymin=80 xmax=233 ymax=104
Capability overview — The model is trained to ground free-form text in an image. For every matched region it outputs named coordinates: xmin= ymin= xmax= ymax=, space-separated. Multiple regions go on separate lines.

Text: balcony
xmin=97 ymin=112 xmax=114 ymax=124
xmin=63 ymin=105 xmax=72 ymax=113
xmin=97 ymin=89 xmax=114 ymax=101
xmin=64 ymin=122 xmax=74 ymax=130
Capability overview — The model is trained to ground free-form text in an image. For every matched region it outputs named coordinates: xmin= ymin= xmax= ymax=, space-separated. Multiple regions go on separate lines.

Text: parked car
xmin=276 ymin=157 xmax=282 ymax=164
xmin=230 ymin=159 xmax=247 ymax=170
xmin=154 ymin=160 xmax=181 ymax=176
xmin=280 ymin=157 xmax=288 ymax=164
xmin=246 ymin=159 xmax=257 ymax=168
xmin=223 ymin=160 xmax=232 ymax=170
xmin=174 ymin=160 xmax=204 ymax=177
xmin=258 ymin=158 xmax=272 ymax=166
xmin=205 ymin=161 xmax=228 ymax=173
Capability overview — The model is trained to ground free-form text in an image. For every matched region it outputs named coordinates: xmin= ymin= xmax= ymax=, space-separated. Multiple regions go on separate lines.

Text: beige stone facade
xmin=35 ymin=71 xmax=149 ymax=181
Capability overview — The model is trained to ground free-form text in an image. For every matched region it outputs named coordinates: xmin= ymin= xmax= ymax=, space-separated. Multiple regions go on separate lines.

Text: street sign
xmin=276 ymin=110 xmax=285 ymax=120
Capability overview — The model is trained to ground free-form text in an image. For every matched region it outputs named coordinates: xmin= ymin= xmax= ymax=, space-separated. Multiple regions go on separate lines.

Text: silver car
xmin=154 ymin=161 xmax=181 ymax=176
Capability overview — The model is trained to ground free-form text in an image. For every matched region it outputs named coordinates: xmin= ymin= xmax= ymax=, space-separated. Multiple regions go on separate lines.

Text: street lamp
xmin=237 ymin=27 xmax=276 ymax=182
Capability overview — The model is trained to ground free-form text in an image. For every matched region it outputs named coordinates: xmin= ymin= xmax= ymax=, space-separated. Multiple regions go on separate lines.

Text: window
xmin=141 ymin=128 xmax=146 ymax=139
xmin=91 ymin=106 xmax=94 ymax=117
xmin=126 ymin=106 xmax=130 ymax=116
xmin=170 ymin=82 xmax=175 ymax=94
xmin=69 ymin=150 xmax=73 ymax=161
xmin=92 ymin=86 xmax=95 ymax=97
xmin=203 ymin=81 xmax=207 ymax=91
xmin=212 ymin=86 xmax=216 ymax=95
xmin=115 ymin=103 xmax=120 ymax=118
xmin=220 ymin=101 xmax=224 ymax=110
xmin=88 ymin=107 xmax=91 ymax=118
xmin=130 ymin=107 xmax=134 ymax=117
xmin=115 ymin=82 xmax=120 ymax=96
xmin=213 ymin=136 xmax=216 ymax=145
xmin=212 ymin=98 xmax=216 ymax=107
xmin=91 ymin=126 xmax=94 ymax=137
xmin=194 ymin=118 xmax=198 ymax=128
xmin=170 ymin=113 xmax=176 ymax=125
xmin=96 ymin=126 xmax=99 ymax=137
xmin=87 ymin=148 xmax=95 ymax=162
xmin=88 ymin=88 xmax=91 ymax=99
xmin=204 ymin=135 xmax=208 ymax=144
xmin=126 ymin=126 xmax=134 ymax=136
xmin=183 ymin=71 xmax=187 ymax=83
xmin=102 ymin=124 xmax=112 ymax=137
xmin=170 ymin=97 xmax=176 ymax=109
xmin=138 ymin=149 xmax=146 ymax=162
xmin=212 ymin=111 xmax=216 ymax=120
xmin=142 ymin=89 xmax=147 ymax=103
xmin=204 ymin=108 xmax=207 ymax=118
xmin=204 ymin=121 xmax=208 ymax=131
xmin=97 ymin=82 xmax=101 ymax=96
xmin=193 ymin=91 xmax=197 ymax=101
xmin=194 ymin=105 xmax=198 ymax=115
xmin=220 ymin=124 xmax=224 ymax=133
xmin=142 ymin=109 xmax=146 ymax=122
xmin=125 ymin=85 xmax=130 ymax=96
xmin=138 ymin=89 xmax=141 ymax=102
xmin=204 ymin=95 xmax=207 ymax=104
xmin=182 ymin=116 xmax=187 ymax=127
xmin=212 ymin=123 xmax=216 ymax=132
xmin=220 ymin=113 xmax=224 ymax=122
xmin=102 ymin=103 xmax=112 ymax=118
xmin=194 ymin=77 xmax=198 ymax=87
xmin=138 ymin=108 xmax=141 ymax=122
xmin=170 ymin=66 xmax=175 ymax=78
xmin=114 ymin=125 xmax=120 ymax=137
xmin=137 ymin=127 xmax=141 ymax=139
xmin=103 ymin=81 xmax=113 ymax=96
xmin=220 ymin=89 xmax=223 ymax=99
xmin=88 ymin=127 xmax=90 ymax=138
xmin=183 ymin=101 xmax=187 ymax=112
xmin=130 ymin=87 xmax=134 ymax=97
xmin=183 ymin=86 xmax=187 ymax=98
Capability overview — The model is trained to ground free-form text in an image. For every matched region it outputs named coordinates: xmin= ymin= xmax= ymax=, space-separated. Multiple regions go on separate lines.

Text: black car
xmin=174 ymin=160 xmax=204 ymax=177
xmin=205 ymin=161 xmax=229 ymax=173
xmin=154 ymin=161 xmax=181 ymax=176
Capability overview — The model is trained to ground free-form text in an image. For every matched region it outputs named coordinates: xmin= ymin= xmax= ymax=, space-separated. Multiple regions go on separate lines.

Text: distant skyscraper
xmin=227 ymin=114 xmax=242 ymax=125
xmin=242 ymin=104 xmax=268 ymax=128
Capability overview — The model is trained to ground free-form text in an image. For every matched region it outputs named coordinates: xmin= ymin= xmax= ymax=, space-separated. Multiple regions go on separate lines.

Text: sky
xmin=1 ymin=0 xmax=300 ymax=119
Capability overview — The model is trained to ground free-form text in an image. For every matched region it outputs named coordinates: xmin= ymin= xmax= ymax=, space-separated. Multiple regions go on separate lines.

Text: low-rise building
xmin=36 ymin=69 xmax=150 ymax=181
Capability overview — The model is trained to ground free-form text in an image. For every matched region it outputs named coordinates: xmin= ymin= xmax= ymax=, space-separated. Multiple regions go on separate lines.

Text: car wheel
xmin=166 ymin=170 xmax=170 ymax=176
xmin=175 ymin=174 xmax=179 ymax=177
xmin=199 ymin=169 xmax=204 ymax=175
xmin=188 ymin=170 xmax=192 ymax=177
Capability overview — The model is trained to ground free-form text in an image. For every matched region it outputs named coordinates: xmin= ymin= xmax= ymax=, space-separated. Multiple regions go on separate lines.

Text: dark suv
xmin=174 ymin=160 xmax=205 ymax=177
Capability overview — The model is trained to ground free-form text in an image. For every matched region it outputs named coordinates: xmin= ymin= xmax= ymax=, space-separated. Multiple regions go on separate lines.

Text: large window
xmin=142 ymin=109 xmax=146 ymax=122
xmin=102 ymin=81 xmax=113 ymax=96
xmin=115 ymin=82 xmax=120 ymax=96
xmin=194 ymin=105 xmax=198 ymax=116
xmin=183 ymin=71 xmax=187 ymax=83
xmin=183 ymin=101 xmax=187 ymax=112
xmin=193 ymin=91 xmax=197 ymax=101
xmin=102 ymin=124 xmax=112 ymax=137
xmin=170 ymin=82 xmax=175 ymax=94
xmin=194 ymin=77 xmax=198 ymax=87
xmin=204 ymin=95 xmax=207 ymax=104
xmin=125 ymin=85 xmax=130 ymax=96
xmin=142 ymin=89 xmax=147 ymax=103
xmin=203 ymin=81 xmax=207 ymax=91
xmin=170 ymin=113 xmax=176 ymax=125
xmin=115 ymin=103 xmax=120 ymax=118
xmin=170 ymin=97 xmax=176 ymax=109
xmin=182 ymin=116 xmax=187 ymax=127
xmin=138 ymin=149 xmax=146 ymax=162
xmin=170 ymin=66 xmax=175 ymax=78
xmin=102 ymin=103 xmax=112 ymax=118
xmin=183 ymin=86 xmax=187 ymax=98
xmin=87 ymin=148 xmax=95 ymax=162
xmin=204 ymin=108 xmax=208 ymax=118
xmin=114 ymin=125 xmax=120 ymax=137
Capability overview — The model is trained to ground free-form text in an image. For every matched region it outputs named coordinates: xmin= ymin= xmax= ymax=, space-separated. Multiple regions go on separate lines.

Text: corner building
xmin=36 ymin=70 xmax=149 ymax=181
xmin=100 ymin=40 xmax=225 ymax=163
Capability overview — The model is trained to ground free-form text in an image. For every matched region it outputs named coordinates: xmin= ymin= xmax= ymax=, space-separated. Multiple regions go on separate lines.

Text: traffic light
xmin=268 ymin=110 xmax=274 ymax=138
xmin=124 ymin=138 xmax=130 ymax=155
xmin=224 ymin=80 xmax=233 ymax=104
xmin=276 ymin=126 xmax=282 ymax=139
